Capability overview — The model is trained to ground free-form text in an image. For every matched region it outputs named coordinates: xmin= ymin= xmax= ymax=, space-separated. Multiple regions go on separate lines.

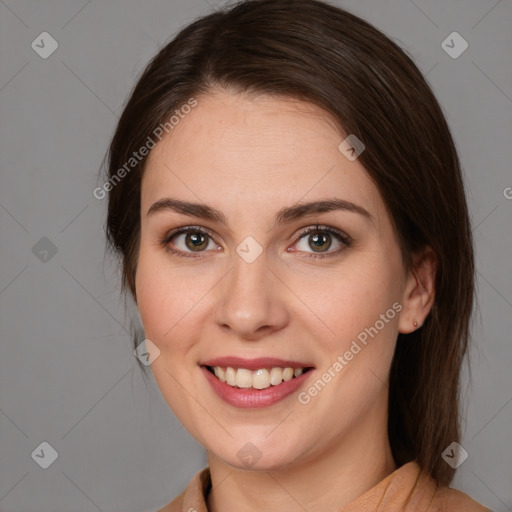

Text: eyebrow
xmin=146 ymin=197 xmax=374 ymax=226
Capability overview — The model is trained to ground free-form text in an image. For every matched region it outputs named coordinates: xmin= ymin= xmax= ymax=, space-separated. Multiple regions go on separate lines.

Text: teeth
xmin=269 ymin=367 xmax=283 ymax=386
xmin=210 ymin=366 xmax=307 ymax=390
xmin=283 ymin=367 xmax=294 ymax=381
xmin=236 ymin=368 xmax=253 ymax=388
xmin=225 ymin=367 xmax=236 ymax=386
xmin=213 ymin=366 xmax=226 ymax=382
xmin=253 ymin=369 xmax=270 ymax=390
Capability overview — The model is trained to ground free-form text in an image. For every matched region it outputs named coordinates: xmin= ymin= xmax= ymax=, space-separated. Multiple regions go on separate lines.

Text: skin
xmin=135 ymin=88 xmax=437 ymax=512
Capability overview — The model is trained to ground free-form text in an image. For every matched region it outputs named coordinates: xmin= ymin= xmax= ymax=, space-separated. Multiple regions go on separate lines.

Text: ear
xmin=398 ymin=245 xmax=437 ymax=334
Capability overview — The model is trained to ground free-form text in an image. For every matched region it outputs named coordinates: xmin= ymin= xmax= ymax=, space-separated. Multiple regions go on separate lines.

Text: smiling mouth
xmin=204 ymin=365 xmax=314 ymax=390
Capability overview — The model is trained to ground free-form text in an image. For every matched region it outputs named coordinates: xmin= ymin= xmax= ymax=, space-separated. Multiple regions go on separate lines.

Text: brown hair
xmin=103 ymin=0 xmax=475 ymax=486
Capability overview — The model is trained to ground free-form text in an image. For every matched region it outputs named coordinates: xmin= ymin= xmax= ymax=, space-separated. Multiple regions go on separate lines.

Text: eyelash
xmin=160 ymin=223 xmax=353 ymax=260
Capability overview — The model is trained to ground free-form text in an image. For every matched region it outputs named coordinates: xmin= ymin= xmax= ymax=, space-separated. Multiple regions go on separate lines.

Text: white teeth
xmin=236 ymin=368 xmax=253 ymax=388
xmin=283 ymin=368 xmax=294 ymax=381
xmin=252 ymin=369 xmax=270 ymax=389
xmin=213 ymin=367 xmax=225 ymax=382
xmin=225 ymin=367 xmax=236 ymax=386
xmin=269 ymin=367 xmax=283 ymax=385
xmin=210 ymin=366 xmax=307 ymax=390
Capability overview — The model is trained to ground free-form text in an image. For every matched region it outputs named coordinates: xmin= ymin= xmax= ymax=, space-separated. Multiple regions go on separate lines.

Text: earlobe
xmin=398 ymin=246 xmax=437 ymax=334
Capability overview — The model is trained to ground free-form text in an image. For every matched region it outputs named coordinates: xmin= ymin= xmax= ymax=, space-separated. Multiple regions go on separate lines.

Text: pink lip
xmin=200 ymin=366 xmax=314 ymax=408
xmin=201 ymin=356 xmax=314 ymax=371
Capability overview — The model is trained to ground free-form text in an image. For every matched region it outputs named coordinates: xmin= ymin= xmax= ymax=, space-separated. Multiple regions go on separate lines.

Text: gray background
xmin=0 ymin=0 xmax=511 ymax=511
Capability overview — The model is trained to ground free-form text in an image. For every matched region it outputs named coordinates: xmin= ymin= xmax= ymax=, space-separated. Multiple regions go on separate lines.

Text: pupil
xmin=186 ymin=232 xmax=208 ymax=250
xmin=310 ymin=232 xmax=330 ymax=252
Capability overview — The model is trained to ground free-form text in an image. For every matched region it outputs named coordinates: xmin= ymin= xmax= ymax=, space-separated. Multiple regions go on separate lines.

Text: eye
xmin=160 ymin=226 xmax=219 ymax=258
xmin=160 ymin=223 xmax=352 ymax=260
xmin=291 ymin=224 xmax=352 ymax=259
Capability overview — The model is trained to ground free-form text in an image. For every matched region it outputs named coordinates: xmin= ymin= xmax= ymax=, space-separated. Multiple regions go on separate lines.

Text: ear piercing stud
xmin=413 ymin=320 xmax=418 ymax=327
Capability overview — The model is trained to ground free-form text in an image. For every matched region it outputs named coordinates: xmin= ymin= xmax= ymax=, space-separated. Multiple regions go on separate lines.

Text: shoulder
xmin=391 ymin=461 xmax=491 ymax=512
xmin=156 ymin=467 xmax=210 ymax=512
xmin=431 ymin=485 xmax=492 ymax=512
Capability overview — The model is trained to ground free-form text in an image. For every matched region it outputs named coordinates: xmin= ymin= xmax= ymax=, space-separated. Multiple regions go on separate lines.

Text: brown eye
xmin=308 ymin=231 xmax=333 ymax=252
xmin=161 ymin=226 xmax=218 ymax=257
xmin=184 ymin=231 xmax=209 ymax=251
xmin=292 ymin=225 xmax=352 ymax=260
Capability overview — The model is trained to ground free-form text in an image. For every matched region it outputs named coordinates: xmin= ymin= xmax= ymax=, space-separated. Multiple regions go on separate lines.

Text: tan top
xmin=157 ymin=461 xmax=491 ymax=511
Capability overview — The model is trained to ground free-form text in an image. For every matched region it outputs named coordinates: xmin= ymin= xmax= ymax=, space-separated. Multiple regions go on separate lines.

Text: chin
xmin=208 ymin=435 xmax=306 ymax=472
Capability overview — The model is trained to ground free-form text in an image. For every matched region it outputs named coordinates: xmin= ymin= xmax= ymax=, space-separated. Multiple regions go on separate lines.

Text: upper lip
xmin=201 ymin=356 xmax=315 ymax=371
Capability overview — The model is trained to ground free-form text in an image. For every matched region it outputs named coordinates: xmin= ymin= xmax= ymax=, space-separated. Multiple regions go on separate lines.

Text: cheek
xmin=135 ymin=248 xmax=215 ymax=353
xmin=299 ymin=269 xmax=400 ymax=426
xmin=309 ymin=262 xmax=400 ymax=352
xmin=134 ymin=252 xmax=206 ymax=423
xmin=135 ymin=249 xmax=183 ymax=344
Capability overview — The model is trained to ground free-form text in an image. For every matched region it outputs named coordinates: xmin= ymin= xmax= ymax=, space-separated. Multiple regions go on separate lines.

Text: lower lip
xmin=201 ymin=366 xmax=313 ymax=408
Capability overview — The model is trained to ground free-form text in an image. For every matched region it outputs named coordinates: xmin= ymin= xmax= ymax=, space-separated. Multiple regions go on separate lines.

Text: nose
xmin=214 ymin=248 xmax=289 ymax=341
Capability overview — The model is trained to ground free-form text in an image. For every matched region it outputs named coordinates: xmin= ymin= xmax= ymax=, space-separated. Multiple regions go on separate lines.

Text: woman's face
xmin=135 ymin=89 xmax=417 ymax=470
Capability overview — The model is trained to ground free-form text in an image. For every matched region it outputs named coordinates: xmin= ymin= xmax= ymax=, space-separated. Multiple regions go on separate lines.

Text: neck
xmin=206 ymin=396 xmax=396 ymax=512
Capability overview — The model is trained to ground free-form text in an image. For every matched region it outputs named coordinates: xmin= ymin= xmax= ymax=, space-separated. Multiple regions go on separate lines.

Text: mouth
xmin=199 ymin=356 xmax=316 ymax=407
xmin=203 ymin=364 xmax=314 ymax=390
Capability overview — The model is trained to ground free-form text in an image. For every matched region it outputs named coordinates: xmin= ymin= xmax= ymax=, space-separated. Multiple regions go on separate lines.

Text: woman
xmin=103 ymin=0 xmax=491 ymax=510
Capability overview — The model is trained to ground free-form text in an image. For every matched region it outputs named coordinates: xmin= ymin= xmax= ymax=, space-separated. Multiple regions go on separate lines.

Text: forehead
xmin=141 ymin=89 xmax=383 ymax=226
